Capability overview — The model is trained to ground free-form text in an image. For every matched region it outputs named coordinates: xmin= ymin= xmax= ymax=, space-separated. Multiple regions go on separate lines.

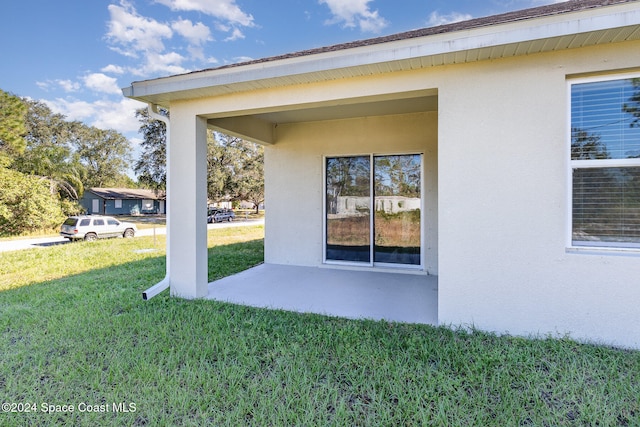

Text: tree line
xmin=134 ymin=108 xmax=264 ymax=213
xmin=0 ymin=89 xmax=264 ymax=235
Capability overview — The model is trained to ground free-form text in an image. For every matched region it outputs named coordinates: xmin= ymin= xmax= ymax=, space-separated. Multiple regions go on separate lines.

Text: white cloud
xmin=35 ymin=79 xmax=81 ymax=93
xmin=358 ymin=10 xmax=387 ymax=33
xmin=44 ymin=99 xmax=94 ymax=122
xmin=187 ymin=46 xmax=205 ymax=61
xmin=215 ymin=22 xmax=230 ymax=32
xmin=36 ymin=81 xmax=51 ymax=91
xmin=105 ymin=0 xmax=244 ymax=79
xmin=426 ymin=11 xmax=473 ymax=27
xmin=231 ymin=56 xmax=253 ymax=64
xmin=106 ymin=1 xmax=173 ymax=56
xmin=44 ymin=97 xmax=145 ymax=135
xmin=57 ymin=79 xmax=81 ymax=92
xmin=83 ymin=73 xmax=122 ymax=95
xmin=154 ymin=0 xmax=254 ymax=27
xmin=101 ymin=64 xmax=126 ymax=74
xmin=93 ymin=98 xmax=146 ymax=132
xmin=139 ymin=52 xmax=190 ymax=76
xmin=319 ymin=0 xmax=388 ymax=33
xmin=171 ymin=18 xmax=212 ymax=45
xmin=105 ymin=1 xmax=196 ymax=78
xmin=224 ymin=28 xmax=245 ymax=42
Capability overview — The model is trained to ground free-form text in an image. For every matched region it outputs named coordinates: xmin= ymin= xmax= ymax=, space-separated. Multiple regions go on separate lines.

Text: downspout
xmin=142 ymin=104 xmax=170 ymax=300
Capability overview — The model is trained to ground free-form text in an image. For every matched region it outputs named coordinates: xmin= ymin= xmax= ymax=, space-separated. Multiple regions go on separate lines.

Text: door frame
xmin=323 ymin=152 xmax=425 ymax=270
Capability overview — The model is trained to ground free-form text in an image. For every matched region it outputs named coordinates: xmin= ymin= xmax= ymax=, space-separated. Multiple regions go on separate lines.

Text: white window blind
xmin=570 ymin=76 xmax=640 ymax=248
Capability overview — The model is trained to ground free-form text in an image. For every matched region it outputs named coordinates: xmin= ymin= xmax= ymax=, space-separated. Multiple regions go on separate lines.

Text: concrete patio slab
xmin=206 ymin=263 xmax=438 ymax=324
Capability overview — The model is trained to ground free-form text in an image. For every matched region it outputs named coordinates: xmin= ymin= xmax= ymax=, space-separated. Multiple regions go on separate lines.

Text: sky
xmin=0 ymin=0 xmax=565 ymax=156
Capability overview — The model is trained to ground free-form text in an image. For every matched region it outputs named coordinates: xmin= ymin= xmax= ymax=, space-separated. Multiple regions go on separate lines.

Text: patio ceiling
xmin=204 ymin=90 xmax=438 ymax=144
xmin=213 ymin=91 xmax=438 ymax=126
xmin=252 ymin=93 xmax=438 ymax=124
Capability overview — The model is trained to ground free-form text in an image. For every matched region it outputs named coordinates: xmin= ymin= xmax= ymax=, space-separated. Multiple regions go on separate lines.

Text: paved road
xmin=0 ymin=218 xmax=264 ymax=253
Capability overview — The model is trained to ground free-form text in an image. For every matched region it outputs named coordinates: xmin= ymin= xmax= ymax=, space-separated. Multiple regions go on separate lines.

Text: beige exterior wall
xmin=262 ymin=40 xmax=640 ymax=348
xmin=264 ymin=112 xmax=438 ymax=273
xmin=162 ymin=35 xmax=640 ymax=348
xmin=436 ymin=40 xmax=640 ymax=348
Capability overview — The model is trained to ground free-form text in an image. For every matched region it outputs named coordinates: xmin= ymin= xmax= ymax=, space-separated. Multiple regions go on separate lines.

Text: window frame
xmin=323 ymin=152 xmax=425 ymax=269
xmin=567 ymin=72 xmax=640 ymax=251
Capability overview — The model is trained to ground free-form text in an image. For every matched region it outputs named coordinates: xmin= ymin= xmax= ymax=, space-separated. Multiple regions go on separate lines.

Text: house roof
xmin=88 ymin=188 xmax=166 ymax=200
xmin=207 ymin=0 xmax=638 ymax=72
xmin=123 ymin=0 xmax=640 ymax=106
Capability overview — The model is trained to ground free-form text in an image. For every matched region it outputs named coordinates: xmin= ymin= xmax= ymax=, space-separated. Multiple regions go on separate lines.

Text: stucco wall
xmin=164 ymin=34 xmax=640 ymax=348
xmin=436 ymin=41 xmax=640 ymax=348
xmin=264 ymin=111 xmax=438 ymax=273
xmin=262 ymin=40 xmax=640 ymax=348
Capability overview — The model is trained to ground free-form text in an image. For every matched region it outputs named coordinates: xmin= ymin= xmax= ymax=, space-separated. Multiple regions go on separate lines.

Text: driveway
xmin=0 ymin=218 xmax=264 ymax=253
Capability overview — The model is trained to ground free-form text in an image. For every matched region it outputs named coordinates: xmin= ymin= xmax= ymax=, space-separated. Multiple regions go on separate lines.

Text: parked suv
xmin=207 ymin=208 xmax=235 ymax=223
xmin=60 ymin=215 xmax=137 ymax=241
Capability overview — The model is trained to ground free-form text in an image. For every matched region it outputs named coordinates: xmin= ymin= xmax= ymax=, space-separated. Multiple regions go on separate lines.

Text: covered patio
xmin=126 ymin=1 xmax=640 ymax=349
xmin=206 ymin=264 xmax=438 ymax=325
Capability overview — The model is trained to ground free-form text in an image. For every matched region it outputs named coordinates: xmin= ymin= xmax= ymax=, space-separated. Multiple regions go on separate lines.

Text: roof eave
xmin=122 ymin=1 xmax=640 ymax=106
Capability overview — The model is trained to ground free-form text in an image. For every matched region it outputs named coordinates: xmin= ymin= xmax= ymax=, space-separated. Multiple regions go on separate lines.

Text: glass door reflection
xmin=374 ymin=155 xmax=421 ymax=265
xmin=325 ymin=154 xmax=422 ymax=266
xmin=325 ymin=156 xmax=371 ymax=262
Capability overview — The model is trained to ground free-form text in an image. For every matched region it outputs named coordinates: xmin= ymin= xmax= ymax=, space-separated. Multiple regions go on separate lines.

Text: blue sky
xmin=0 ymin=0 xmax=564 ymax=148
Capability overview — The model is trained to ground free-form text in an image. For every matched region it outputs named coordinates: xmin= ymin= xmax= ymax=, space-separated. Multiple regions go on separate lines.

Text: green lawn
xmin=1 ymin=225 xmax=639 ymax=426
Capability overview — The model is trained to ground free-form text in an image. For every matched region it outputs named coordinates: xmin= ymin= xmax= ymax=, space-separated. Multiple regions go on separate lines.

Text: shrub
xmin=0 ymin=167 xmax=66 ymax=235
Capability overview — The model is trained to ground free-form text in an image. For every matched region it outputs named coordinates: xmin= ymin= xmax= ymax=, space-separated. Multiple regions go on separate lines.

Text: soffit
xmin=249 ymin=94 xmax=439 ymax=125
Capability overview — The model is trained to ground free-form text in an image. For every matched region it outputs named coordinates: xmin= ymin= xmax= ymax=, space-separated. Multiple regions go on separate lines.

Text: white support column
xmin=167 ymin=110 xmax=208 ymax=299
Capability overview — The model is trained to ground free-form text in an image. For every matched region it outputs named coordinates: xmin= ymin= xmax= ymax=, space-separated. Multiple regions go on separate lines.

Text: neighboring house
xmin=329 ymin=196 xmax=420 ymax=215
xmin=210 ymin=198 xmax=265 ymax=211
xmin=209 ymin=201 xmax=234 ymax=210
xmin=123 ymin=0 xmax=640 ymax=348
xmin=81 ymin=188 xmax=166 ymax=215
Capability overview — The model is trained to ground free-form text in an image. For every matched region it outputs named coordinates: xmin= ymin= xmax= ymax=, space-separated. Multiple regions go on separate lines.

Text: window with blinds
xmin=570 ymin=75 xmax=640 ymax=248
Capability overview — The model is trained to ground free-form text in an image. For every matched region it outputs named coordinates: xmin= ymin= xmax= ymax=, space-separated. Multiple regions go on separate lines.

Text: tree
xmin=374 ymin=155 xmax=420 ymax=197
xmin=622 ymin=77 xmax=640 ymax=127
xmin=0 ymin=89 xmax=27 ymax=167
xmin=72 ymin=126 xmax=133 ymax=188
xmin=571 ymin=128 xmax=610 ymax=160
xmin=134 ymin=107 xmax=167 ymax=191
xmin=206 ymin=132 xmax=264 ymax=210
xmin=0 ymin=90 xmax=134 ymax=234
xmin=326 ymin=156 xmax=370 ymax=214
xmin=235 ymin=144 xmax=264 ymax=213
xmin=207 ymin=132 xmax=244 ymax=203
xmin=14 ymin=99 xmax=85 ymax=200
xmin=134 ymin=108 xmax=264 ymax=207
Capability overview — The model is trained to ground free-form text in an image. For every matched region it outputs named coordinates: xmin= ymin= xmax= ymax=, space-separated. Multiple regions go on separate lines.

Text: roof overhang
xmin=123 ymin=1 xmax=640 ymax=107
xmin=88 ymin=188 xmax=166 ymax=200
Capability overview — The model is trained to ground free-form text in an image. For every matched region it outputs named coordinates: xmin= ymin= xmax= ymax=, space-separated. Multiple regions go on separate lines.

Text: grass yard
xmin=1 ymin=225 xmax=639 ymax=426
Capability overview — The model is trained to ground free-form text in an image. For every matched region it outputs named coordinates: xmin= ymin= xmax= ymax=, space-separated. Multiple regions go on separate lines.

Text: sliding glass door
xmin=325 ymin=154 xmax=422 ymax=266
xmin=325 ymin=156 xmax=371 ymax=262
xmin=374 ymin=154 xmax=421 ymax=265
